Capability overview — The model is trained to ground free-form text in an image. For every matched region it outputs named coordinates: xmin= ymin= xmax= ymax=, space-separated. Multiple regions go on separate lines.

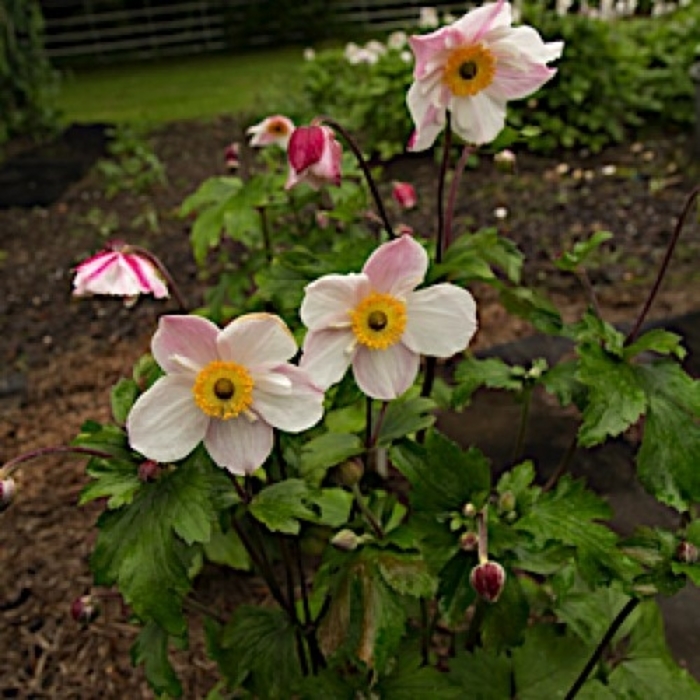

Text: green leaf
xmin=377 ymin=648 xmax=460 ymax=699
xmin=375 ymin=550 xmax=437 ymax=598
xmin=311 ymin=487 xmax=354 ymax=528
xmin=515 ymin=477 xmax=635 ymax=585
xmin=217 ymin=606 xmax=301 ymax=699
xmin=554 ymin=230 xmax=613 ymax=272
xmin=437 ymin=551 xmax=477 ymax=626
xmin=513 ymin=625 xmax=592 ymax=700
xmin=91 ymin=450 xmax=220 ymax=635
xmin=325 ymin=403 xmax=366 ymax=434
xmin=180 ymin=176 xmax=241 ymax=217
xmin=376 ymin=395 xmax=436 ymax=446
xmin=542 ymin=360 xmax=585 ymax=408
xmin=623 ymin=329 xmax=686 ymax=361
xmin=449 ymin=647 xmax=512 ymax=699
xmin=390 ymin=431 xmax=491 ymax=513
xmin=453 ymin=355 xmax=524 ymax=409
xmin=131 ymin=621 xmax=183 ymax=698
xmin=636 ymin=361 xmax=700 ymax=511
xmin=72 ymin=421 xmax=132 ymax=460
xmin=203 ymin=522 xmax=250 ymax=571
xmin=576 ymin=344 xmax=646 ymax=447
xmin=299 ymin=433 xmax=364 ymax=486
xmin=110 ymin=378 xmax=139 ymax=425
xmin=499 ymin=286 xmax=562 ymax=335
xmin=481 ymin=574 xmax=529 ymax=651
xmin=555 ymin=586 xmax=630 ymax=645
xmin=80 ymin=457 xmax=142 ymax=509
xmin=249 ymin=479 xmax=317 ymax=535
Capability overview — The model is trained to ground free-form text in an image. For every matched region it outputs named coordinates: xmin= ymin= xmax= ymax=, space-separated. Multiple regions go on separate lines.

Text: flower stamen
xmin=443 ymin=44 xmax=496 ymax=97
xmin=350 ymin=292 xmax=407 ymax=350
xmin=193 ymin=361 xmax=254 ymax=419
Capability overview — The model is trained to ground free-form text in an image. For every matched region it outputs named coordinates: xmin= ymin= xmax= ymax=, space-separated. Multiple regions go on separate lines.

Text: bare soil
xmin=1 ymin=117 xmax=699 ymax=697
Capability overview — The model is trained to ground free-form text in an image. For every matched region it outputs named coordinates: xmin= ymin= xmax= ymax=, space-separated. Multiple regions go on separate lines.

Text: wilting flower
xmin=392 ymin=181 xmax=418 ymax=209
xmin=471 ymin=560 xmax=506 ymax=602
xmin=72 ymin=243 xmax=168 ymax=300
xmin=247 ymin=115 xmax=295 ymax=149
xmin=407 ymin=0 xmax=563 ymax=150
xmin=300 ymin=235 xmax=477 ymax=400
xmin=224 ymin=142 xmax=240 ymax=170
xmin=127 ymin=314 xmax=324 ymax=475
xmin=286 ymin=125 xmax=342 ymax=190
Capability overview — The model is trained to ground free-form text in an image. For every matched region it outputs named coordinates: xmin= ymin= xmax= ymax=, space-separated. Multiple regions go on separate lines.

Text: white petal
xmin=127 ymin=375 xmax=208 ymax=463
xmin=300 ymin=274 xmax=370 ymax=330
xmin=488 ymin=25 xmax=563 ymax=65
xmin=152 ymin=315 xmax=219 ymax=375
xmin=300 ymin=328 xmax=355 ymax=390
xmin=407 ymin=81 xmax=446 ymax=152
xmin=450 ymin=91 xmax=507 ymax=145
xmin=205 ymin=416 xmax=273 ymax=476
xmin=253 ymin=365 xmax=324 ymax=432
xmin=217 ymin=313 xmax=297 ymax=367
xmin=352 ymin=344 xmax=419 ymax=400
xmin=455 ymin=0 xmax=511 ymax=44
xmin=402 ymin=285 xmax=478 ymax=357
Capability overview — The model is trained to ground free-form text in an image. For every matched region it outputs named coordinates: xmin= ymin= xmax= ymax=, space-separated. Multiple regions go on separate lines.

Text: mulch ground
xmin=1 ymin=116 xmax=699 ymax=697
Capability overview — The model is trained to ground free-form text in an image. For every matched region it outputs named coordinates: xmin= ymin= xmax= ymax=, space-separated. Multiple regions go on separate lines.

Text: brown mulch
xmin=1 ymin=116 xmax=699 ymax=697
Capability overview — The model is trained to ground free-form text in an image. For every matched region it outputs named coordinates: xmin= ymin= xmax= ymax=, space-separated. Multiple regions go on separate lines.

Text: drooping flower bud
xmin=224 ymin=142 xmax=240 ymax=171
xmin=0 ymin=477 xmax=16 ymax=512
xmin=331 ymin=529 xmax=360 ymax=551
xmin=286 ymin=125 xmax=342 ymax=191
xmin=71 ymin=595 xmax=100 ymax=624
xmin=459 ymin=531 xmax=478 ymax=552
xmin=334 ymin=458 xmax=364 ymax=488
xmin=470 ymin=560 xmax=506 ymax=603
xmin=391 ymin=181 xmax=417 ymax=210
xmin=138 ymin=460 xmax=161 ymax=482
xmin=676 ymin=541 xmax=699 ymax=564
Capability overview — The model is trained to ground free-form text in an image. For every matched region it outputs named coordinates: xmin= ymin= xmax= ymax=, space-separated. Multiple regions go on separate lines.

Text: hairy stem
xmin=435 ymin=114 xmax=453 ymax=265
xmin=625 ymin=185 xmax=700 ymax=345
xmin=443 ymin=143 xmax=473 ymax=253
xmin=351 ymin=483 xmax=385 ymax=539
xmin=565 ymin=598 xmax=639 ymax=700
xmin=320 ymin=117 xmax=394 ymax=239
xmin=2 ymin=445 xmax=114 ymax=478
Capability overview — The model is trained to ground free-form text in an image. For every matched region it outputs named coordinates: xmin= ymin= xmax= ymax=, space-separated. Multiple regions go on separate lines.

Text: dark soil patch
xmin=1 ymin=117 xmax=699 ymax=696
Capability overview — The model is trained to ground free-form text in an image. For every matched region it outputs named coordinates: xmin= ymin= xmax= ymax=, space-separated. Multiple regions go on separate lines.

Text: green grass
xmin=57 ymin=48 xmax=304 ymax=125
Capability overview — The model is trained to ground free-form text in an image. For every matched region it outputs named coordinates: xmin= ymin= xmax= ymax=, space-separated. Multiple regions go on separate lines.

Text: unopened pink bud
xmin=470 ymin=560 xmax=506 ymax=603
xmin=286 ymin=125 xmax=342 ymax=191
xmin=459 ymin=531 xmax=478 ymax=552
xmin=392 ymin=181 xmax=417 ymax=209
xmin=138 ymin=460 xmax=160 ymax=482
xmin=71 ymin=594 xmax=100 ymax=624
xmin=677 ymin=541 xmax=699 ymax=564
xmin=0 ymin=477 xmax=16 ymax=511
xmin=224 ymin=142 xmax=240 ymax=170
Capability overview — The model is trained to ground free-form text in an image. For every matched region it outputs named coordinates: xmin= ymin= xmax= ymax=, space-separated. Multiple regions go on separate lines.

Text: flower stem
xmin=128 ymin=245 xmax=188 ymax=312
xmin=565 ymin=597 xmax=639 ymax=700
xmin=351 ymin=483 xmax=384 ymax=539
xmin=183 ymin=596 xmax=226 ymax=624
xmin=435 ymin=113 xmax=453 ymax=265
xmin=320 ymin=116 xmax=395 ymax=239
xmin=1 ymin=445 xmax=114 ymax=478
xmin=625 ymin=185 xmax=700 ymax=345
xmin=257 ymin=206 xmax=273 ymax=263
xmin=512 ymin=387 xmax=532 ymax=464
xmin=443 ymin=144 xmax=473 ymax=253
xmin=476 ymin=507 xmax=489 ymax=565
xmin=542 ymin=432 xmax=578 ymax=493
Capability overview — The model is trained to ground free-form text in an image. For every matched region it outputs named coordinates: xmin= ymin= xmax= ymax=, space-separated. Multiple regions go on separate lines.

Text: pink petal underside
xmin=352 ymin=343 xmax=420 ymax=401
xmin=300 ymin=273 xmax=370 ymax=330
xmin=488 ymin=60 xmax=557 ymax=101
xmin=288 ymin=126 xmax=325 ymax=172
xmin=217 ymin=313 xmax=297 ymax=367
xmin=450 ymin=90 xmax=507 ymax=146
xmin=123 ymin=255 xmax=169 ymax=298
xmin=488 ymin=25 xmax=564 ymax=65
xmin=152 ymin=315 xmax=220 ymax=375
xmin=252 ymin=364 xmax=324 ymax=433
xmin=362 ymin=234 xmax=428 ymax=296
xmin=300 ymin=327 xmax=356 ymax=390
xmin=455 ymin=0 xmax=511 ymax=45
xmin=311 ymin=130 xmax=342 ymax=186
xmin=409 ymin=28 xmax=454 ymax=80
xmin=74 ymin=251 xmax=118 ymax=284
xmin=204 ymin=416 xmax=274 ymax=476
xmin=402 ymin=284 xmax=478 ymax=357
xmin=126 ymin=375 xmax=208 ymax=463
xmin=406 ymin=84 xmax=446 ymax=152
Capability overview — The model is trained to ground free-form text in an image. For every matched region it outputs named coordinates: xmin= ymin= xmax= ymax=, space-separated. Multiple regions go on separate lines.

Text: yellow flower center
xmin=192 ymin=361 xmax=254 ymax=420
xmin=442 ymin=44 xmax=496 ymax=97
xmin=350 ymin=292 xmax=407 ymax=350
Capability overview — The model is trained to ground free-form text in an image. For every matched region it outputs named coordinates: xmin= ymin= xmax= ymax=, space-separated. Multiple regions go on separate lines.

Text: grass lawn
xmin=57 ymin=48 xmax=304 ymax=125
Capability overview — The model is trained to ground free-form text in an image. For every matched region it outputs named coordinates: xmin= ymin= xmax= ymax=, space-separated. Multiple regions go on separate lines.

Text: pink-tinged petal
xmin=300 ymin=328 xmax=355 ymax=390
xmin=488 ymin=61 xmax=557 ymax=101
xmin=300 ymin=273 xmax=370 ymax=330
xmin=217 ymin=313 xmax=297 ymax=367
xmin=204 ymin=416 xmax=273 ymax=476
xmin=450 ymin=90 xmax=507 ymax=145
xmin=73 ymin=251 xmax=118 ymax=291
xmin=152 ymin=315 xmax=219 ymax=375
xmin=312 ymin=127 xmax=342 ymax=186
xmin=253 ymin=365 xmax=324 ymax=432
xmin=488 ymin=25 xmax=563 ymax=65
xmin=392 ymin=181 xmax=417 ymax=209
xmin=124 ymin=255 xmax=169 ymax=298
xmin=363 ymin=234 xmax=427 ymax=296
xmin=406 ymin=82 xmax=447 ymax=152
xmin=247 ymin=115 xmax=295 ymax=148
xmin=127 ymin=375 xmax=208 ymax=463
xmin=409 ymin=28 xmax=455 ymax=80
xmin=288 ymin=125 xmax=325 ymax=172
xmin=403 ymin=284 xmax=478 ymax=357
xmin=454 ymin=0 xmax=510 ymax=45
xmin=353 ymin=344 xmax=419 ymax=400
